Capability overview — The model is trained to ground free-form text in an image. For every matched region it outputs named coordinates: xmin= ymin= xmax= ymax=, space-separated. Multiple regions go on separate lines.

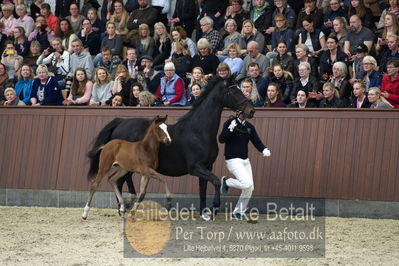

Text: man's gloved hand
xmin=262 ymin=148 xmax=271 ymax=157
xmin=228 ymin=119 xmax=237 ymax=132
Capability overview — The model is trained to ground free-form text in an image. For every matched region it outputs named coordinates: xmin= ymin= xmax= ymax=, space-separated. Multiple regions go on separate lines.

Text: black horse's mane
xmin=178 ymin=76 xmax=235 ymax=123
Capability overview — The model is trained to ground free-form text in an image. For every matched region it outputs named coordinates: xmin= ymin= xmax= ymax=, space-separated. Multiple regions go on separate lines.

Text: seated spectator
xmin=138 ymin=90 xmax=158 ymax=106
xmin=79 ymin=19 xmax=101 ymax=56
xmin=56 ymin=19 xmax=79 ymax=53
xmin=170 ymin=40 xmax=193 ymax=77
xmin=271 ymin=14 xmax=295 ymax=53
xmin=293 ymin=44 xmax=318 ymax=79
xmin=344 ymin=15 xmax=374 ymax=61
xmin=87 ymin=8 xmax=104 ymax=34
xmin=361 ymin=56 xmax=382 ymax=91
xmin=188 ymin=66 xmax=207 ymax=96
xmin=0 ymin=4 xmax=16 ymax=43
xmin=63 ymin=68 xmax=93 ymax=105
xmin=368 ymin=87 xmax=394 ymax=109
xmin=328 ymin=62 xmax=351 ymax=105
xmin=349 ymin=43 xmax=369 ymax=83
xmin=376 ymin=14 xmax=399 ymax=54
xmin=320 ymin=36 xmax=348 ymax=81
xmin=94 ymin=47 xmax=122 ymax=78
xmin=377 ymin=0 xmax=399 ymax=30
xmin=217 ymin=19 xmax=242 ymax=57
xmin=250 ymin=0 xmax=273 ymax=41
xmin=30 ymin=0 xmax=43 ymax=21
xmin=319 ymin=82 xmax=344 ymax=108
xmin=241 ymin=62 xmax=268 ymax=99
xmin=123 ymin=48 xmax=138 ymax=78
xmin=23 ymin=41 xmax=42 ymax=71
xmin=332 ymin=17 xmax=349 ymax=49
xmin=322 ymin=0 xmax=347 ymax=35
xmin=37 ymin=38 xmax=71 ymax=83
xmin=156 ymin=62 xmax=186 ymax=106
xmin=296 ymin=0 xmax=323 ymax=32
xmin=1 ymin=41 xmax=23 ymax=80
xmin=269 ymin=0 xmax=296 ymax=31
xmin=109 ymin=92 xmax=124 ymax=106
xmin=170 ymin=26 xmax=197 ymax=58
xmin=15 ymin=65 xmax=34 ymax=105
xmin=30 ymin=64 xmax=63 ymax=106
xmin=199 ymin=16 xmax=223 ymax=52
xmin=28 ymin=15 xmax=55 ymax=52
xmin=379 ymin=34 xmax=399 ymax=74
xmin=13 ymin=27 xmax=30 ymax=57
xmin=269 ymin=64 xmax=293 ymax=104
xmin=68 ymin=39 xmax=94 ymax=80
xmin=241 ymin=78 xmax=263 ymax=107
xmin=237 ymin=41 xmax=270 ymax=81
xmin=0 ymin=63 xmax=14 ymax=104
xmin=55 ymin=0 xmax=76 ymax=18
xmin=271 ymin=41 xmax=295 ymax=75
xmin=349 ymin=81 xmax=371 ymax=108
xmin=153 ymin=22 xmax=172 ymax=67
xmin=264 ymin=82 xmax=286 ymax=107
xmin=132 ymin=55 xmax=162 ymax=94
xmin=240 ymin=19 xmax=265 ymax=55
xmin=3 ymin=87 xmax=25 ymax=105
xmin=187 ymin=82 xmax=202 ymax=106
xmin=109 ymin=0 xmax=129 ymax=36
xmin=287 ymin=89 xmax=316 ymax=108
xmin=170 ymin=0 xmax=197 ymax=37
xmin=89 ymin=67 xmax=114 ymax=106
xmin=66 ymin=3 xmax=86 ymax=34
xmin=81 ymin=0 xmax=101 ymax=18
xmin=128 ymin=82 xmax=144 ymax=106
xmin=112 ymin=64 xmax=134 ymax=105
xmin=348 ymin=0 xmax=374 ymax=30
xmin=216 ymin=62 xmax=232 ymax=79
xmin=292 ymin=62 xmax=321 ymax=103
xmin=298 ymin=16 xmax=326 ymax=58
xmin=381 ymin=59 xmax=399 ymax=107
xmin=192 ymin=38 xmax=220 ymax=76
xmin=134 ymin=23 xmax=156 ymax=59
xmin=40 ymin=3 xmax=59 ymax=32
xmin=95 ymin=22 xmax=123 ymax=65
xmin=223 ymin=43 xmax=244 ymax=76
xmin=222 ymin=0 xmax=249 ymax=34
xmin=15 ymin=5 xmax=35 ymax=38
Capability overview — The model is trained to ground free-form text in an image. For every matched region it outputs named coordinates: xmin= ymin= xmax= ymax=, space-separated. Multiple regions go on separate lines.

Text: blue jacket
xmin=159 ymin=73 xmax=187 ymax=106
xmin=30 ymin=76 xmax=63 ymax=105
xmin=15 ymin=79 xmax=33 ymax=105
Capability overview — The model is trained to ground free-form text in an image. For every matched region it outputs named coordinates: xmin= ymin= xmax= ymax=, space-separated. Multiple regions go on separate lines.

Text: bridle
xmin=223 ymin=84 xmax=250 ymax=111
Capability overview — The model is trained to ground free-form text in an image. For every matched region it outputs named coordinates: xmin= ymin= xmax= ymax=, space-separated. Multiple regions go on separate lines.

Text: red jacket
xmin=381 ymin=74 xmax=399 ymax=107
xmin=46 ymin=13 xmax=59 ymax=32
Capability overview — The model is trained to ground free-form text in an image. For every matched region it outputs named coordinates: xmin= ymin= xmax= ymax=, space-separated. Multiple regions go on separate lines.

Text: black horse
xmin=87 ymin=76 xmax=255 ymax=219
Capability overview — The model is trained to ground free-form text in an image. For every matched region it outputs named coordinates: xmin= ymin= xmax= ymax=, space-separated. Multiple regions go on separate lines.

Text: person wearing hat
xmin=349 ymin=43 xmax=369 ymax=84
xmin=132 ymin=54 xmax=161 ymax=95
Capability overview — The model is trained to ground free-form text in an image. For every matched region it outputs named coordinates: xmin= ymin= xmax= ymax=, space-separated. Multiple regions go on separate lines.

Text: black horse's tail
xmin=87 ymin=118 xmax=123 ymax=180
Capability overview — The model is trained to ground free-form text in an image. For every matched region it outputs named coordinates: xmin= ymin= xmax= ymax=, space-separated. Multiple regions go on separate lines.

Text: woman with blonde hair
xmin=171 ymin=39 xmax=193 ymax=77
xmin=64 ymin=68 xmax=93 ymax=105
xmin=112 ymin=64 xmax=134 ymax=106
xmin=3 ymin=88 xmax=26 ymax=106
xmin=89 ymin=67 xmax=114 ymax=106
xmin=269 ymin=64 xmax=293 ymax=104
xmin=109 ymin=0 xmax=128 ymax=36
xmin=192 ymin=38 xmax=220 ymax=76
xmin=134 ymin=23 xmax=155 ymax=59
xmin=170 ymin=26 xmax=197 ymax=57
xmin=13 ymin=27 xmax=29 ymax=57
xmin=239 ymin=19 xmax=265 ymax=54
xmin=223 ymin=43 xmax=243 ymax=75
xmin=376 ymin=14 xmax=399 ymax=52
xmin=188 ymin=66 xmax=207 ymax=95
xmin=30 ymin=64 xmax=63 ymax=106
xmin=153 ymin=22 xmax=171 ymax=67
xmin=368 ymin=87 xmax=394 ymax=108
xmin=241 ymin=78 xmax=263 ymax=107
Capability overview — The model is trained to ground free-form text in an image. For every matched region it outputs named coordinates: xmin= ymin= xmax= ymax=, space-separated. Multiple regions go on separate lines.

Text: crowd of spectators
xmin=0 ymin=0 xmax=398 ymax=109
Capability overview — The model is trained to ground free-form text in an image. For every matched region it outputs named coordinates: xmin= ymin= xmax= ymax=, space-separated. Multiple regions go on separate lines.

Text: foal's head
xmin=150 ymin=115 xmax=172 ymax=145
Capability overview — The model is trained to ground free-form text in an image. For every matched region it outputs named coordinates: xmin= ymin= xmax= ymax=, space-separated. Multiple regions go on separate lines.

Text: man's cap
xmin=356 ymin=43 xmax=368 ymax=53
xmin=140 ymin=55 xmax=153 ymax=62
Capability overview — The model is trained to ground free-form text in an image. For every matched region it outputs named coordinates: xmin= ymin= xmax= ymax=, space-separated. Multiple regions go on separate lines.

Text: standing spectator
xmin=15 ymin=65 xmax=34 ymax=105
xmin=361 ymin=56 xmax=382 ymax=91
xmin=56 ymin=19 xmax=79 ymax=53
xmin=66 ymin=3 xmax=86 ymax=34
xmin=79 ymin=19 xmax=101 ymax=56
xmin=381 ymin=59 xmax=399 ymax=107
xmin=153 ymin=22 xmax=171 ymax=67
xmin=344 ymin=15 xmax=374 ymax=61
xmin=349 ymin=81 xmax=371 ymax=108
xmin=237 ymin=41 xmax=270 ymax=81
xmin=15 ymin=5 xmax=35 ymax=38
xmin=156 ymin=62 xmax=187 ymax=106
xmin=368 ymin=87 xmax=394 ymax=109
xmin=192 ymin=38 xmax=220 ymax=76
xmin=199 ymin=16 xmax=224 ymax=52
xmin=89 ymin=67 xmax=114 ymax=106
xmin=265 ymin=82 xmax=286 ymax=107
xmin=170 ymin=0 xmax=197 ymax=37
xmin=30 ymin=64 xmax=63 ymax=106
xmin=40 ymin=3 xmax=59 ymax=32
xmin=63 ymin=68 xmax=93 ymax=105
xmin=13 ymin=27 xmax=30 ymax=57
xmin=68 ymin=39 xmax=94 ymax=80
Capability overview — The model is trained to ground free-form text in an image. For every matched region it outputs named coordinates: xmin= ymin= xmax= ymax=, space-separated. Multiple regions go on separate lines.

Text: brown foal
xmin=82 ymin=115 xmax=172 ymax=219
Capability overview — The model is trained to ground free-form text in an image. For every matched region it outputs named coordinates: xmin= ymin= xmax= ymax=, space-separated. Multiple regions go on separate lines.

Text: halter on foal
xmin=82 ymin=115 xmax=172 ymax=219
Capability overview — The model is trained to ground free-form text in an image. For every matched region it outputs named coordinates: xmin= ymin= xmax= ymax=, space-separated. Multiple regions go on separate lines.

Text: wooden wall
xmin=1 ymin=107 xmax=398 ymax=202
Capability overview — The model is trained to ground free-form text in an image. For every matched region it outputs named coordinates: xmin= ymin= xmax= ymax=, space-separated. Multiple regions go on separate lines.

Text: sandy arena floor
xmin=0 ymin=206 xmax=398 ymax=265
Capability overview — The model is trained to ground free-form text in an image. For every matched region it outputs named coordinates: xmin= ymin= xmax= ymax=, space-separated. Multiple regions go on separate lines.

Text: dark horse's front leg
xmin=192 ymin=165 xmax=221 ymax=220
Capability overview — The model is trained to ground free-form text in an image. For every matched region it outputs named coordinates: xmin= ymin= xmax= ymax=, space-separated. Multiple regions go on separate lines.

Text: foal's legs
xmin=109 ymin=167 xmax=129 ymax=215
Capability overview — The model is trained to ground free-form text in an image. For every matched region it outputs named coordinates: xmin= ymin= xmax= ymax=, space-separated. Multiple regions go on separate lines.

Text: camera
xmin=5 ymin=49 xmax=14 ymax=55
xmin=48 ymin=47 xmax=55 ymax=53
xmin=64 ymin=76 xmax=73 ymax=90
xmin=138 ymin=65 xmax=146 ymax=72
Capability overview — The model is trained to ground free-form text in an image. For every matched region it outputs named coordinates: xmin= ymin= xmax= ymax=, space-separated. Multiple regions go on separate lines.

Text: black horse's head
xmin=222 ymin=79 xmax=255 ymax=119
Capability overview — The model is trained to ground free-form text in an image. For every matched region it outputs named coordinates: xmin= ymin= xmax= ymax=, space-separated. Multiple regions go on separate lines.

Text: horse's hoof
xmin=82 ymin=215 xmax=87 ymax=220
xmin=200 ymin=213 xmax=213 ymax=221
